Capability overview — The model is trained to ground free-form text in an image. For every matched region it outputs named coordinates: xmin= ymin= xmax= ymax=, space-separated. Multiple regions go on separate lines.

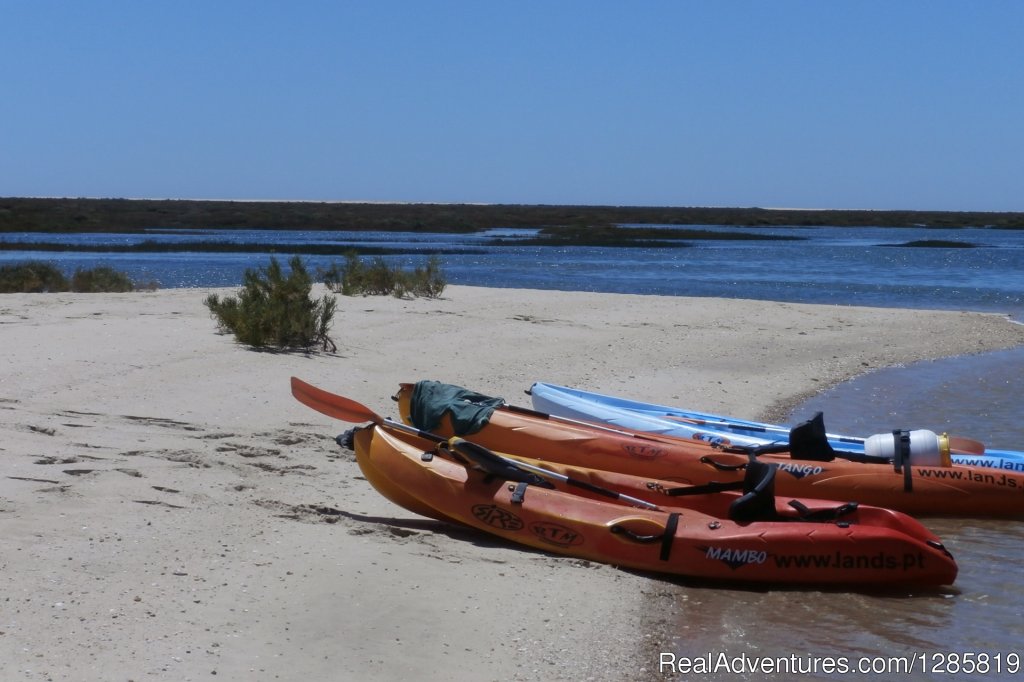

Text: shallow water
xmin=663 ymin=521 xmax=1024 ymax=681
xmin=3 ymin=225 xmax=1024 ymax=317
xmin=788 ymin=346 xmax=1024 ymax=451
xmin=663 ymin=349 xmax=1024 ymax=680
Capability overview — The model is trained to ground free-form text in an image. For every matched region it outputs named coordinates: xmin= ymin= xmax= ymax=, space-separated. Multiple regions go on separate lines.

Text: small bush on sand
xmin=323 ymin=253 xmax=446 ymax=299
xmin=205 ymin=255 xmax=337 ymax=352
xmin=70 ymin=265 xmax=136 ymax=292
xmin=0 ymin=261 xmax=70 ymax=293
xmin=408 ymin=256 xmax=447 ymax=298
xmin=0 ymin=261 xmax=153 ymax=293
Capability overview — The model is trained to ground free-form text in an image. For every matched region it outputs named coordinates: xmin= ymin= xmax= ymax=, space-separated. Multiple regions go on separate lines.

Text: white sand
xmin=2 ymin=285 xmax=1022 ymax=681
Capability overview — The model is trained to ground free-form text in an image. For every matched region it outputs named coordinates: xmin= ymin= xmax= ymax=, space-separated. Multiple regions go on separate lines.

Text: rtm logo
xmin=622 ymin=444 xmax=666 ymax=460
xmin=530 ymin=522 xmax=584 ymax=547
xmin=690 ymin=433 xmax=730 ymax=447
xmin=702 ymin=546 xmax=768 ymax=570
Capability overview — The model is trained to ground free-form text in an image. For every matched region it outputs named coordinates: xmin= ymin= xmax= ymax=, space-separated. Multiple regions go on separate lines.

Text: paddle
xmin=502 ymin=402 xmax=684 ymax=445
xmin=290 ymin=377 xmax=661 ymax=510
xmin=663 ymin=415 xmax=987 ymax=456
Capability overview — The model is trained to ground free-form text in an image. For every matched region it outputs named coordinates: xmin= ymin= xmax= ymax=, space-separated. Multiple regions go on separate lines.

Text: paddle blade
xmin=290 ymin=377 xmax=382 ymax=424
xmin=949 ymin=436 xmax=985 ymax=456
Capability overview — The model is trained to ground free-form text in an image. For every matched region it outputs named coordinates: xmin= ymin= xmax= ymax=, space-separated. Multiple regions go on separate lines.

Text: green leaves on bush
xmin=205 ymin=255 xmax=337 ymax=352
xmin=321 ymin=252 xmax=446 ymax=298
xmin=322 ymin=252 xmax=398 ymax=296
xmin=70 ymin=265 xmax=135 ymax=292
xmin=407 ymin=256 xmax=447 ymax=298
xmin=0 ymin=261 xmax=68 ymax=292
xmin=0 ymin=260 xmax=146 ymax=293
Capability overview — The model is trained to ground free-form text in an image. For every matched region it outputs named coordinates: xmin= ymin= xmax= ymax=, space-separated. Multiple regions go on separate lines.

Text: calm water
xmin=7 ymin=225 xmax=1024 ymax=678
xmin=3 ymin=225 xmax=1024 ymax=317
xmin=663 ymin=350 xmax=1024 ymax=681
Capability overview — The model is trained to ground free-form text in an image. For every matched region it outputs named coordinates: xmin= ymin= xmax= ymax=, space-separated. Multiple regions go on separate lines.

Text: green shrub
xmin=0 ymin=261 xmax=153 ymax=293
xmin=320 ymin=251 xmax=354 ymax=295
xmin=205 ymin=255 xmax=337 ymax=352
xmin=70 ymin=265 xmax=136 ymax=292
xmin=408 ymin=256 xmax=447 ymax=298
xmin=0 ymin=261 xmax=69 ymax=293
xmin=319 ymin=258 xmax=348 ymax=295
xmin=364 ymin=256 xmax=404 ymax=296
xmin=323 ymin=253 xmax=446 ymax=299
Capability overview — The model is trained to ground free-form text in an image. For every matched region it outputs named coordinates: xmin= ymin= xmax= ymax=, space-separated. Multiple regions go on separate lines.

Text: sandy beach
xmin=3 ymin=285 xmax=1024 ymax=681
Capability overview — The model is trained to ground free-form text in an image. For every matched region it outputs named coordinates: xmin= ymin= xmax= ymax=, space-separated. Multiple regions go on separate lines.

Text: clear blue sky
xmin=2 ymin=1 xmax=1021 ymax=211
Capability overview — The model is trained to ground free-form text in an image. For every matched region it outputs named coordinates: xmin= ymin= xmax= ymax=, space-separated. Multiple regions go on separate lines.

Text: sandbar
xmin=2 ymin=285 xmax=1022 ymax=680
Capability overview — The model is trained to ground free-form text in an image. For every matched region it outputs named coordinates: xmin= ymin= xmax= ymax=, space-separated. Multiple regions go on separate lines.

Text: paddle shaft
xmin=504 ymin=403 xmax=681 ymax=445
xmin=291 ymin=377 xmax=661 ymax=510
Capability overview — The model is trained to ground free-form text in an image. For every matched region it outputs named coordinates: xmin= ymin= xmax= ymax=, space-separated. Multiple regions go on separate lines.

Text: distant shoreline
xmin=3 ymin=196 xmax=1023 ymax=232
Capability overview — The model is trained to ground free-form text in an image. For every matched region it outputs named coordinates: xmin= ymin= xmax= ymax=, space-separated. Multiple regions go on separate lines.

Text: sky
xmin=2 ymin=1 xmax=1022 ymax=211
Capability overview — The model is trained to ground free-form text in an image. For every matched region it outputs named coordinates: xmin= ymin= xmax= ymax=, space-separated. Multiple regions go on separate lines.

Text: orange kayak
xmin=348 ymin=422 xmax=957 ymax=587
xmin=394 ymin=382 xmax=1024 ymax=518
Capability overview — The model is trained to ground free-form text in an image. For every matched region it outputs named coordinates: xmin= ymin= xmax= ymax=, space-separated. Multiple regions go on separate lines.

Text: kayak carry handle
xmin=699 ymin=455 xmax=748 ymax=472
xmin=610 ymin=513 xmax=681 ymax=561
xmin=610 ymin=526 xmax=663 ymax=544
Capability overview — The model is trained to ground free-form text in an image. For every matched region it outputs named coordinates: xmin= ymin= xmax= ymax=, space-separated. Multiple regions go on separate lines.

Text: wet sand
xmin=2 ymin=285 xmax=1023 ymax=681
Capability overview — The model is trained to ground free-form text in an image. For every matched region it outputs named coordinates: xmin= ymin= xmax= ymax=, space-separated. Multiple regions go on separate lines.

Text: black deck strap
xmin=787 ymin=499 xmax=860 ymax=522
xmin=833 ymin=451 xmax=893 ymax=465
xmin=728 ymin=460 xmax=778 ymax=523
xmin=660 ymin=480 xmax=745 ymax=496
xmin=788 ymin=413 xmax=837 ymax=462
xmin=660 ymin=513 xmax=681 ymax=561
xmin=699 ymin=455 xmax=749 ymax=472
xmin=787 ymin=499 xmax=810 ymax=516
xmin=892 ymin=430 xmax=913 ymax=492
xmin=510 ymin=481 xmax=529 ymax=504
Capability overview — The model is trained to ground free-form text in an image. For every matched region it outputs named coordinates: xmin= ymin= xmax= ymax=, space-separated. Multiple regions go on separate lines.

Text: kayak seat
xmin=788 ymin=412 xmax=837 ymax=462
xmin=728 ymin=459 xmax=777 ymax=523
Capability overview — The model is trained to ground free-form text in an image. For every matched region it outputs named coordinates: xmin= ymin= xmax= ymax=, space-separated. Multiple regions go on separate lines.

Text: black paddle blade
xmin=447 ymin=438 xmax=554 ymax=488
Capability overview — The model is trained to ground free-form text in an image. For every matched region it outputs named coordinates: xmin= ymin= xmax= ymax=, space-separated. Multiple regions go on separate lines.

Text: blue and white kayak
xmin=528 ymin=382 xmax=1024 ymax=472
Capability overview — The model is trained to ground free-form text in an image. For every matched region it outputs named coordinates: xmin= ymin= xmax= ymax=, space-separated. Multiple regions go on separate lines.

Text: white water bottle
xmin=864 ymin=429 xmax=951 ymax=467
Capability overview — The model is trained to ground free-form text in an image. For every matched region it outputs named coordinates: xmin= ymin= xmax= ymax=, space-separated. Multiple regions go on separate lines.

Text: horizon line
xmin=4 ymin=196 xmax=1021 ymax=214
